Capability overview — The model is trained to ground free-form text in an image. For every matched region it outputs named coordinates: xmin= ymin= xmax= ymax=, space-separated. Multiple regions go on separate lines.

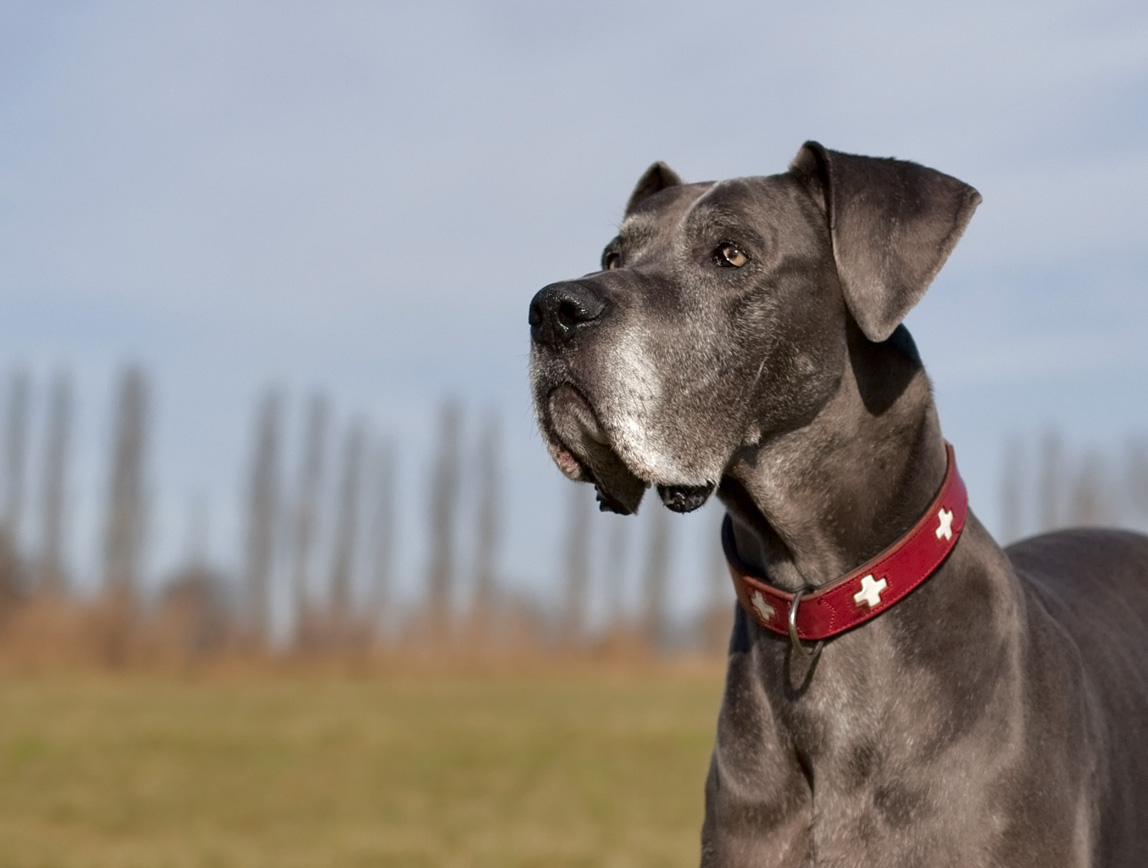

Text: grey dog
xmin=528 ymin=142 xmax=1148 ymax=866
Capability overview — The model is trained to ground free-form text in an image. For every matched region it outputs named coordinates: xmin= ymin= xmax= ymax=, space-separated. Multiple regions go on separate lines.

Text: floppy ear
xmin=790 ymin=141 xmax=981 ymax=342
xmin=625 ymin=161 xmax=683 ymax=215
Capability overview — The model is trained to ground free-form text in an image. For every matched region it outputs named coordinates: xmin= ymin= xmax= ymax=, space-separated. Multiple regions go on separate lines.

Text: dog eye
xmin=713 ymin=242 xmax=748 ymax=268
xmin=602 ymin=251 xmax=622 ymax=271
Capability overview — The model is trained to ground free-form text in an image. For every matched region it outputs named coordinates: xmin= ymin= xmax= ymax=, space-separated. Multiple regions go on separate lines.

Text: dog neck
xmin=718 ymin=326 xmax=948 ymax=593
xmin=704 ymin=329 xmax=1033 ymax=864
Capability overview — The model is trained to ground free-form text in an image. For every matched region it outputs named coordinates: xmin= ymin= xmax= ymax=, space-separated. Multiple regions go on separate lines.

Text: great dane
xmin=528 ymin=142 xmax=1148 ymax=866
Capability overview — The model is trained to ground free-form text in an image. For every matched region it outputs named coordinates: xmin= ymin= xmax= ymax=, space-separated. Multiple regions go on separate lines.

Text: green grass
xmin=0 ymin=666 xmax=724 ymax=867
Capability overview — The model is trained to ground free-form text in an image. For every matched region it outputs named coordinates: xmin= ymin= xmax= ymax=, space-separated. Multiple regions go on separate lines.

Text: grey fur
xmin=528 ymin=142 xmax=1148 ymax=866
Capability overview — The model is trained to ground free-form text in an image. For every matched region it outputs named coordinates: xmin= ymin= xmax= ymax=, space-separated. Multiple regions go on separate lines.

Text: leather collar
xmin=723 ymin=442 xmax=967 ymax=642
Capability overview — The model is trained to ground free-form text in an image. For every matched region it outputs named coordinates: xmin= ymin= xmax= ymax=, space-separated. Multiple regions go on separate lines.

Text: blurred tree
xmin=243 ymin=389 xmax=282 ymax=643
xmin=643 ymin=502 xmax=671 ymax=651
xmin=1 ymin=370 xmax=30 ymax=598
xmin=1036 ymin=429 xmax=1065 ymax=533
xmin=157 ymin=561 xmax=230 ymax=659
xmin=999 ymin=436 xmax=1026 ymax=544
xmin=182 ymin=493 xmax=210 ymax=568
xmin=3 ymin=370 xmax=29 ymax=543
xmin=561 ymin=483 xmax=591 ymax=646
xmin=289 ymin=393 xmax=328 ymax=637
xmin=1127 ymin=439 xmax=1148 ymax=525
xmin=603 ymin=512 xmax=630 ymax=633
xmin=472 ymin=411 xmax=501 ymax=632
xmin=368 ymin=435 xmax=396 ymax=640
xmin=102 ymin=366 xmax=148 ymax=602
xmin=426 ymin=401 xmax=462 ymax=635
xmin=1067 ymin=449 xmax=1112 ymax=528
xmin=702 ymin=506 xmax=733 ymax=654
xmin=330 ymin=419 xmax=364 ymax=634
xmin=36 ymin=372 xmax=72 ymax=594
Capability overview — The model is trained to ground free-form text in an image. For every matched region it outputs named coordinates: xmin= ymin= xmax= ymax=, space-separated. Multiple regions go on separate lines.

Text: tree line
xmin=997 ymin=430 xmax=1148 ymax=544
xmin=0 ymin=366 xmax=736 ymax=664
xmin=0 ymin=365 xmax=1144 ymax=666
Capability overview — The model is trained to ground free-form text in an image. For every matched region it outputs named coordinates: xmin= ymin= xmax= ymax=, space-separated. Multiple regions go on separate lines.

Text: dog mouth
xmin=543 ymin=385 xmax=649 ymax=514
xmin=541 ymin=385 xmax=718 ymax=515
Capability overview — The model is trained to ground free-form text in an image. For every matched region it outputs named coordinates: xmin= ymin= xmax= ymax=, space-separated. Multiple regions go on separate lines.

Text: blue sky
xmin=1 ymin=1 xmax=1146 ymax=625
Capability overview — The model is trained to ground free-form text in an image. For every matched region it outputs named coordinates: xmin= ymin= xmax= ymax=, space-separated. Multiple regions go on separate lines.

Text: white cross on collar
xmin=749 ymin=590 xmax=775 ymax=623
xmin=854 ymin=574 xmax=888 ymax=609
xmin=936 ymin=507 xmax=954 ymax=541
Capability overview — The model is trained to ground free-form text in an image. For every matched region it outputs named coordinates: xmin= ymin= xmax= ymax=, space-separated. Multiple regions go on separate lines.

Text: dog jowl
xmin=528 ymin=143 xmax=1148 ymax=866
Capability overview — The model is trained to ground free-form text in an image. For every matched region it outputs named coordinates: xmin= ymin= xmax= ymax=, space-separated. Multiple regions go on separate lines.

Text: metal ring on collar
xmin=788 ymin=588 xmax=814 ymax=658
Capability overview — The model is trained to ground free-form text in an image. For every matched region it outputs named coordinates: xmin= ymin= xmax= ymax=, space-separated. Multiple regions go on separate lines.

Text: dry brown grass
xmin=0 ymin=660 xmax=724 ymax=867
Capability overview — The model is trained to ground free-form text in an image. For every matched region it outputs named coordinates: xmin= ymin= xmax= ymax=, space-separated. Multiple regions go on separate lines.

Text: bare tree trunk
xmin=1127 ymin=438 xmax=1148 ymax=526
xmin=368 ymin=436 xmax=396 ymax=643
xmin=1 ymin=369 xmax=30 ymax=599
xmin=103 ymin=366 xmax=148 ymax=603
xmin=561 ymin=483 xmax=591 ymax=647
xmin=182 ymin=493 xmax=209 ymax=568
xmin=329 ymin=419 xmax=364 ymax=639
xmin=603 ymin=513 xmax=630 ymax=635
xmin=472 ymin=411 xmax=501 ymax=638
xmin=703 ymin=507 xmax=733 ymax=654
xmin=999 ymin=436 xmax=1025 ymax=545
xmin=290 ymin=393 xmax=328 ymax=642
xmin=3 ymin=370 xmax=29 ymax=540
xmin=243 ymin=389 xmax=281 ymax=645
xmin=426 ymin=401 xmax=462 ymax=638
xmin=643 ymin=502 xmax=671 ymax=652
xmin=1036 ymin=428 xmax=1064 ymax=533
xmin=1068 ymin=449 xmax=1111 ymax=528
xmin=36 ymin=372 xmax=72 ymax=595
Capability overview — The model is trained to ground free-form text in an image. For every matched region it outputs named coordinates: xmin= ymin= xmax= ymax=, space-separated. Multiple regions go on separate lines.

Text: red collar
xmin=723 ymin=443 xmax=967 ymax=642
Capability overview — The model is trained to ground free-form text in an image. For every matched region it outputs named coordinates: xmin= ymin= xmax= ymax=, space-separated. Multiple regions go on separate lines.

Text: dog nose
xmin=529 ymin=282 xmax=607 ymax=348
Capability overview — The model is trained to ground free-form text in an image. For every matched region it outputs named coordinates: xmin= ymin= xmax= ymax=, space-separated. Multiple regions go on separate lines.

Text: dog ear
xmin=790 ymin=141 xmax=981 ymax=342
xmin=625 ymin=162 xmax=683 ymax=214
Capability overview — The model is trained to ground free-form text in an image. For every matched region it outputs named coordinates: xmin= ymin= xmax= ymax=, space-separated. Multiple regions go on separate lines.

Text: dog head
xmin=529 ymin=142 xmax=980 ymax=515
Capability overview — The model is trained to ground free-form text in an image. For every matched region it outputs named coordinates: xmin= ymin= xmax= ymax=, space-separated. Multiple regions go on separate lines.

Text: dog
xmin=528 ymin=142 xmax=1148 ymax=867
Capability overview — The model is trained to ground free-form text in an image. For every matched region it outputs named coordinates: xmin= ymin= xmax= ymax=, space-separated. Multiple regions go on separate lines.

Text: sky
xmin=1 ymin=0 xmax=1147 ymax=627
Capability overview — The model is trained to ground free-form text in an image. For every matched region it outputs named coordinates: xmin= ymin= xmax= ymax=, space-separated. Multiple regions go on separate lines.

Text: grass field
xmin=0 ymin=664 xmax=724 ymax=867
